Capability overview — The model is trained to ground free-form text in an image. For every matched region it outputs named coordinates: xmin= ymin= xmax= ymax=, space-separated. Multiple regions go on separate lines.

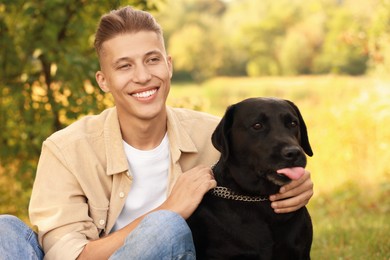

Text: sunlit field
xmin=168 ymin=75 xmax=390 ymax=259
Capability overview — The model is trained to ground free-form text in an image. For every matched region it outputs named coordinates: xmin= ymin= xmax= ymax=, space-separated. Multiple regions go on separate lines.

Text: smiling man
xmin=0 ymin=6 xmax=314 ymax=260
xmin=95 ymin=31 xmax=172 ymax=150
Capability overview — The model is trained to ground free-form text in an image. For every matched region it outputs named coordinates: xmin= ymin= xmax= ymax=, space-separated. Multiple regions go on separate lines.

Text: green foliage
xmin=157 ymin=0 xmax=227 ymax=82
xmin=313 ymin=6 xmax=369 ymax=75
xmin=0 ymin=0 xmax=159 ymax=218
xmin=168 ymin=23 xmax=224 ymax=81
xmin=158 ymin=0 xmax=388 ymax=79
xmin=280 ymin=32 xmax=311 ymax=75
xmin=239 ymin=0 xmax=304 ymax=76
xmin=367 ymin=0 xmax=390 ymax=76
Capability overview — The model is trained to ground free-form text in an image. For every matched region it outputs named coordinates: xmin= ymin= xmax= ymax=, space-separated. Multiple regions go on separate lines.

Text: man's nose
xmin=133 ymin=64 xmax=152 ymax=83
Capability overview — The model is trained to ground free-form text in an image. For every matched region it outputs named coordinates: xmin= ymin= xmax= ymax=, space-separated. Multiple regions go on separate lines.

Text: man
xmin=0 ymin=6 xmax=314 ymax=259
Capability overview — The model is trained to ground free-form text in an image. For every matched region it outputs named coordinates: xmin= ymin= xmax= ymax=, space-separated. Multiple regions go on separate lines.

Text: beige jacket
xmin=29 ymin=106 xmax=220 ymax=260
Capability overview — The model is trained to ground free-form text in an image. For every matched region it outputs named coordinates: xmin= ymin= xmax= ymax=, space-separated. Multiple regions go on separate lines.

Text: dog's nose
xmin=281 ymin=146 xmax=302 ymax=161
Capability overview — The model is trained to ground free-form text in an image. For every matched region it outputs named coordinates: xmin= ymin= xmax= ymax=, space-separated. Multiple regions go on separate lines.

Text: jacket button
xmin=119 ymin=192 xmax=125 ymax=198
xmin=99 ymin=219 xmax=105 ymax=226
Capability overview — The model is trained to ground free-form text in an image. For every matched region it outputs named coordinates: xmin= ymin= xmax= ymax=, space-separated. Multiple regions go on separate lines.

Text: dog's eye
xmin=252 ymin=123 xmax=263 ymax=130
xmin=288 ymin=121 xmax=298 ymax=128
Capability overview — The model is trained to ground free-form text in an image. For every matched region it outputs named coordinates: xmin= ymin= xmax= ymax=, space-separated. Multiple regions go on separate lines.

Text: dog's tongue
xmin=276 ymin=167 xmax=305 ymax=180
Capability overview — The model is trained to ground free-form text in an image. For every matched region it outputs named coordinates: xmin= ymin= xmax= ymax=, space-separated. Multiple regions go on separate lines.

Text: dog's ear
xmin=285 ymin=100 xmax=313 ymax=156
xmin=211 ymin=104 xmax=236 ymax=162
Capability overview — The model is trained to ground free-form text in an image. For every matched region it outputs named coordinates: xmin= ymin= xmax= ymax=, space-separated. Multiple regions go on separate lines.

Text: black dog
xmin=187 ymin=97 xmax=313 ymax=260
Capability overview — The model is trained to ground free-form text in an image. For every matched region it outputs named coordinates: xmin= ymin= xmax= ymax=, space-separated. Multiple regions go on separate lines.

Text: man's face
xmin=96 ymin=31 xmax=172 ymax=121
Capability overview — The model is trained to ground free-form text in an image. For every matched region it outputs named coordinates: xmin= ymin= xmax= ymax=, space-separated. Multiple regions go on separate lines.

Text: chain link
xmin=210 ymin=186 xmax=268 ymax=202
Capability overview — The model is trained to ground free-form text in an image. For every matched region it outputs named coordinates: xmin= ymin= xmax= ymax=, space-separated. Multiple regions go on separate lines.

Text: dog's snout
xmin=281 ymin=146 xmax=302 ymax=161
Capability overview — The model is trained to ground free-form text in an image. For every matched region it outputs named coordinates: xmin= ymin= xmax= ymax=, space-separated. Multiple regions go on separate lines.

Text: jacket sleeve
xmin=29 ymin=139 xmax=100 ymax=260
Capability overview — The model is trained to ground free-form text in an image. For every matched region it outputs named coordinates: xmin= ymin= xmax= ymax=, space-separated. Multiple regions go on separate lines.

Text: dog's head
xmin=212 ymin=97 xmax=313 ymax=195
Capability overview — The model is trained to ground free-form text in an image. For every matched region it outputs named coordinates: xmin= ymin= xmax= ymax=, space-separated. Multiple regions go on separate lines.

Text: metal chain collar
xmin=210 ymin=186 xmax=269 ymax=202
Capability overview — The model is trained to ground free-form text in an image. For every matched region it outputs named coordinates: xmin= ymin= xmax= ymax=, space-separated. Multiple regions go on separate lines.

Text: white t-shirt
xmin=111 ymin=133 xmax=169 ymax=232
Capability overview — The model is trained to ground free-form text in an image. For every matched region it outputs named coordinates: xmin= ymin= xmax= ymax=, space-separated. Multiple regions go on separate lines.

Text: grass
xmin=168 ymin=75 xmax=390 ymax=259
xmin=1 ymin=75 xmax=388 ymax=258
xmin=310 ymin=181 xmax=390 ymax=259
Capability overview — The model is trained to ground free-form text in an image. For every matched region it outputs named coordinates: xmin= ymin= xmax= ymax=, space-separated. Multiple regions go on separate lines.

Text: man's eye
xmin=118 ymin=64 xmax=131 ymax=70
xmin=252 ymin=123 xmax=263 ymax=130
xmin=148 ymin=57 xmax=161 ymax=63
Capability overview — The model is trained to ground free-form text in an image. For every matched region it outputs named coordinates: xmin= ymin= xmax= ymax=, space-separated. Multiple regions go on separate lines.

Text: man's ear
xmin=96 ymin=71 xmax=110 ymax=93
xmin=167 ymin=55 xmax=173 ymax=79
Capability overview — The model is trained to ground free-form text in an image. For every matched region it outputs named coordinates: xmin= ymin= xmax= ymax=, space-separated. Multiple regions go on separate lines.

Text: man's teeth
xmin=132 ymin=89 xmax=157 ymax=98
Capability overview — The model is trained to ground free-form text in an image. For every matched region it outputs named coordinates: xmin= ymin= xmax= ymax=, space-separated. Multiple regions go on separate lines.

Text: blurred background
xmin=0 ymin=0 xmax=389 ymax=258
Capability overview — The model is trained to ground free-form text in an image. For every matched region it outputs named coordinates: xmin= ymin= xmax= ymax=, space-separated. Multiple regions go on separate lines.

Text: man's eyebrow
xmin=112 ymin=50 xmax=164 ymax=67
xmin=112 ymin=57 xmax=132 ymax=67
xmin=145 ymin=50 xmax=163 ymax=56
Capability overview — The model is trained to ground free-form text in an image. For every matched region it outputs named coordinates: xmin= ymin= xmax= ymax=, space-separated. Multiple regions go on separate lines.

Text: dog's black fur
xmin=187 ymin=97 xmax=313 ymax=260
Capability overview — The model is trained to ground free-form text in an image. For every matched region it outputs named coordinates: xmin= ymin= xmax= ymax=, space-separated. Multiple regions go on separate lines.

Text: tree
xmin=157 ymin=0 xmax=227 ymax=81
xmin=367 ymin=0 xmax=390 ymax=75
xmin=312 ymin=6 xmax=369 ymax=75
xmin=224 ymin=0 xmax=307 ymax=76
xmin=0 ymin=0 xmax=159 ymax=219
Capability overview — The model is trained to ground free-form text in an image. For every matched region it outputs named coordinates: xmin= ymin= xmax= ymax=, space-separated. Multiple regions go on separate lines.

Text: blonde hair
xmin=94 ymin=6 xmax=163 ymax=57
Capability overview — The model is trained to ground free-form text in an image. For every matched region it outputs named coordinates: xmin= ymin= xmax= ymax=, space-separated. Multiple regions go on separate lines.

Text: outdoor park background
xmin=0 ymin=0 xmax=389 ymax=258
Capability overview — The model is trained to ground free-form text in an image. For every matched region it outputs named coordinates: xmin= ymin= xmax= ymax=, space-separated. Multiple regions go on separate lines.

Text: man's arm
xmin=77 ymin=165 xmax=216 ymax=260
xmin=269 ymin=169 xmax=313 ymax=213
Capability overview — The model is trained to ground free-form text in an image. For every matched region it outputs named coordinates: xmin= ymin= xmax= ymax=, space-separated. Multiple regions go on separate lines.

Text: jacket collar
xmin=166 ymin=106 xmax=198 ymax=163
xmin=103 ymin=106 xmax=198 ymax=175
xmin=104 ymin=108 xmax=128 ymax=176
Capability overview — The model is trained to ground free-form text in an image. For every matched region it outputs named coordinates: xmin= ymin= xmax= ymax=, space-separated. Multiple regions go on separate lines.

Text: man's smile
xmin=131 ymin=88 xmax=158 ymax=99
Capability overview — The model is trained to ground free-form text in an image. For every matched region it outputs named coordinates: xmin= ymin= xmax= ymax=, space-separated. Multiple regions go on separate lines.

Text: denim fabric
xmin=110 ymin=210 xmax=196 ymax=260
xmin=0 ymin=215 xmax=44 ymax=260
xmin=0 ymin=211 xmax=195 ymax=260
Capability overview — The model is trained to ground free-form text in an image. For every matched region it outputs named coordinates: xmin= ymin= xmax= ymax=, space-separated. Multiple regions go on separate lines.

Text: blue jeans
xmin=0 ymin=211 xmax=196 ymax=260
xmin=0 ymin=215 xmax=44 ymax=260
xmin=110 ymin=210 xmax=196 ymax=259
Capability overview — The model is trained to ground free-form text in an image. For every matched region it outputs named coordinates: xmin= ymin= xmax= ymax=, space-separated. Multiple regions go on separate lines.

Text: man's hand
xmin=160 ymin=165 xmax=217 ymax=219
xmin=78 ymin=166 xmax=216 ymax=260
xmin=269 ymin=169 xmax=313 ymax=213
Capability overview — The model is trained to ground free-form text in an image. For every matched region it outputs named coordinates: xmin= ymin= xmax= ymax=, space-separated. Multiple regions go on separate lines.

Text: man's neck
xmin=118 ymin=111 xmax=167 ymax=151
